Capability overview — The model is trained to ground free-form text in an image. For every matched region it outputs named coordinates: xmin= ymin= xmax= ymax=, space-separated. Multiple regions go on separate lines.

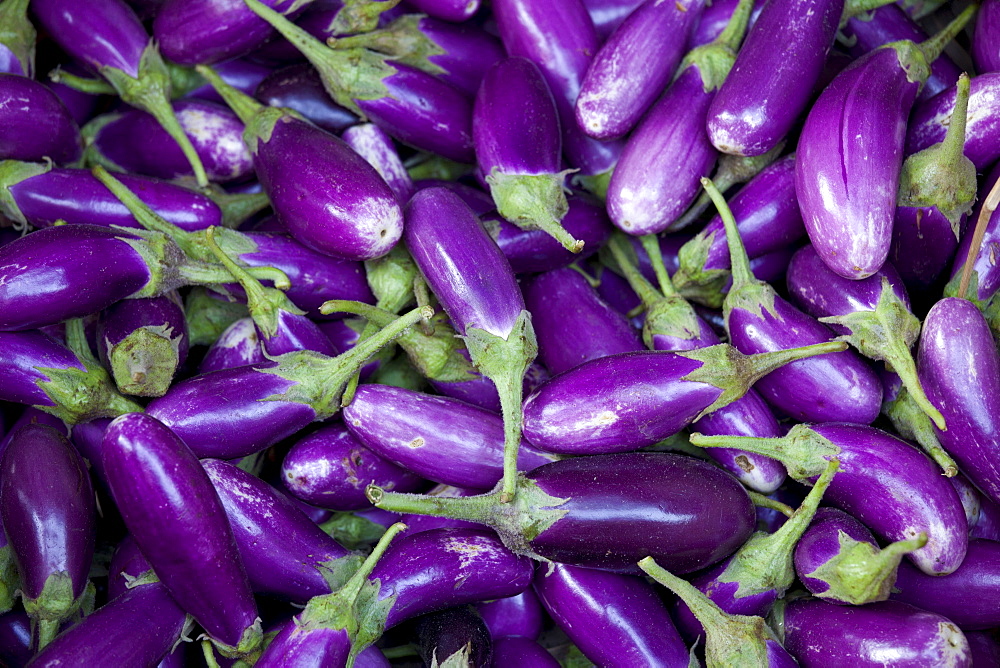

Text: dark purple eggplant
xmin=974 ymin=0 xmax=1000 ymax=73
xmin=0 ymin=423 xmax=95 ymax=650
xmin=793 ymin=507 xmax=926 ymax=605
xmin=640 ymin=557 xmax=797 ymax=667
xmin=0 ymin=0 xmax=34 ymax=77
xmin=491 ymin=636 xmax=560 ymax=667
xmin=370 ymin=452 xmax=756 ymax=574
xmin=534 ymin=563 xmax=690 ymax=667
xmin=890 ymin=204 xmax=960 ymax=291
xmin=476 ymin=590 xmax=544 ymax=641
xmin=342 ymin=122 xmax=414 ymax=204
xmin=281 ymin=422 xmax=426 ymax=511
xmin=254 ymin=63 xmax=358 ymax=134
xmin=32 ymin=0 xmax=209 ymax=185
xmin=907 ymin=73 xmax=1000 ymax=172
xmin=102 ymin=413 xmax=262 ymax=659
xmin=967 ymin=630 xmax=1000 ymax=667
xmin=107 ymin=535 xmax=151 ymax=601
xmin=186 ymin=57 xmax=271 ymax=104
xmin=690 ymin=422 xmax=969 ymax=575
xmin=416 ymin=605 xmax=492 ymax=668
xmin=781 ymin=598 xmax=971 ymax=667
xmin=198 ymin=317 xmax=265 ymax=373
xmin=0 ymin=611 xmax=32 ymax=668
xmin=0 ymin=74 xmax=81 ymax=164
xmin=944 ymin=162 xmax=1000 ymax=305
xmin=973 ymin=494 xmax=1000 ymax=541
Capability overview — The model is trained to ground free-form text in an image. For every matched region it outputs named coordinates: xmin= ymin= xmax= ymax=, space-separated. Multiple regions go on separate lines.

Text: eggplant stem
xmin=701 ymin=177 xmax=755 ymax=291
xmin=917 ymin=3 xmax=980 ymax=65
xmin=201 ymin=639 xmax=221 ymax=668
xmin=141 ymin=95 xmax=209 ymax=188
xmin=605 ymin=233 xmax=665 ymax=307
xmin=958 ymin=172 xmax=1000 ymax=300
xmin=639 ymin=234 xmax=675 ymax=297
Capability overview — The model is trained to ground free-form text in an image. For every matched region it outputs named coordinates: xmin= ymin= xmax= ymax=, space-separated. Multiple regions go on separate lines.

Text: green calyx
xmin=34 ymin=356 xmax=144 ymax=425
xmin=193 ymin=64 xmax=284 ymax=154
xmin=370 ymin=353 xmax=427 ymax=391
xmin=0 ymin=0 xmax=35 ymax=78
xmin=573 ymin=168 xmax=613 ymax=202
xmin=691 ymin=423 xmax=843 ymax=482
xmin=806 ymin=531 xmax=926 ymax=605
xmin=486 ymin=169 xmax=581 ymax=253
xmin=881 ymin=383 xmax=958 ymax=476
xmin=841 ymin=0 xmax=905 ymax=23
xmin=46 ymin=68 xmax=116 ymax=95
xmin=328 ymin=0 xmax=402 ymax=35
xmin=677 ymin=341 xmax=847 ymax=419
xmin=365 ymin=245 xmax=419 ymax=315
xmin=206 ymin=618 xmax=264 ymax=662
xmin=673 ymin=230 xmax=730 ymax=309
xmin=80 ymin=112 xmax=127 ymax=173
xmin=329 ymin=13 xmax=446 ymax=77
xmin=107 ymin=324 xmax=183 ymax=397
xmin=24 ymin=572 xmax=91 ymax=651
xmin=681 ymin=0 xmax=753 ymax=92
xmin=0 ymin=159 xmax=52 ymax=228
xmin=320 ymin=513 xmax=392 ymax=551
xmin=184 ymin=288 xmax=249 ymax=347
xmin=715 ymin=459 xmax=840 ymax=601
xmin=0 ymin=544 xmax=18 ymax=616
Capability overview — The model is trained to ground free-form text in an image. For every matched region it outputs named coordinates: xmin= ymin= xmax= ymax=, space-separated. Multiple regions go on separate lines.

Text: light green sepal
xmin=0 ymin=159 xmax=52 ymax=227
xmin=806 ymin=532 xmax=927 ymax=605
xmin=486 ymin=169 xmax=581 ymax=253
xmin=107 ymin=324 xmax=182 ymax=397
xmin=330 ymin=13 xmax=446 ymax=76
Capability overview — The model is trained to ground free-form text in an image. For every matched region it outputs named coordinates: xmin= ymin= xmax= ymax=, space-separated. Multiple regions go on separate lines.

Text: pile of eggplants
xmin=1 ymin=0 xmax=999 ymax=665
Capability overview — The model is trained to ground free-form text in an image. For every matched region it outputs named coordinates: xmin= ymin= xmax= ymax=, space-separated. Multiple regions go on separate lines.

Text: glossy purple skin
xmin=238 ymin=231 xmax=374 ymax=317
xmin=405 ymin=187 xmax=524 ymax=338
xmin=107 ymin=535 xmax=152 ymax=600
xmin=0 ymin=424 xmax=94 ymax=601
xmin=842 ymin=3 xmax=961 ymax=102
xmin=343 ymin=385 xmax=556 ymax=490
xmin=796 ymin=423 xmax=967 ymax=575
xmin=68 ymin=417 xmax=110 ymax=483
xmin=673 ymin=559 xmax=784 ymax=640
xmin=93 ymin=99 xmax=253 ymax=183
xmin=489 ymin=191 xmax=612 ymax=273
xmin=188 ymin=58 xmax=272 ymax=105
xmin=474 ymin=57 xmax=561 ymax=179
xmin=253 ymin=115 xmax=403 ymax=262
xmin=0 ymin=225 xmax=152 ymax=332
xmin=783 ymin=599 xmax=971 ymax=667
xmin=793 ymin=507 xmax=879 ymax=600
xmin=0 ymin=611 xmax=32 ymax=668
xmin=202 ymin=459 xmax=354 ymax=603
xmin=98 ymin=294 xmax=189 ymax=366
xmin=8 ymin=168 xmax=223 ymax=231
xmin=45 ymin=69 xmax=102 ymax=125
xmin=967 ymin=630 xmax=1000 ymax=667
xmin=258 ymin=309 xmax=338 ymax=358
xmin=154 ymin=0 xmax=303 ymax=66
xmin=0 ymin=408 xmax=69 ymax=459
xmin=254 ymin=64 xmax=358 ymax=135
xmin=577 ymin=0 xmax=705 ymax=140
xmin=795 ymin=47 xmax=918 ymax=280
xmin=256 ymin=622 xmax=350 ymax=668
xmin=199 ymin=317 xmax=266 ymax=373
xmin=582 ymin=0 xmax=644 ymax=39
xmin=342 ymin=123 xmax=413 ymax=204
xmin=534 ymin=563 xmax=690 ymax=666
xmin=27 ymin=582 xmax=188 ymax=668
xmin=0 ymin=74 xmax=82 ymax=164
xmin=281 ymin=422 xmax=426 ymax=511
xmin=146 ymin=363 xmax=318 ymax=459
xmin=949 ymin=474 xmax=982 ymax=530
xmin=906 ymin=73 xmax=1000 ymax=171
xmin=726 ymin=294 xmax=882 ymax=425
xmin=607 ymin=64 xmax=716 ymax=235
xmin=415 ymin=178 xmax=495 ymax=216
xmin=918 ymin=298 xmax=1000 ymax=505
xmin=687 ymin=0 xmax=764 ymax=49
xmin=102 ymin=413 xmax=257 ymax=648
xmin=891 ymin=539 xmax=1000 ymax=630
xmin=406 ymin=0 xmax=479 ymax=21
xmin=522 ymin=453 xmax=755 ymax=573
xmin=707 ymin=0 xmax=841 ymax=156
xmin=476 ymin=589 xmax=544 ymax=640
xmin=491 ymin=636 xmax=559 ymax=667
xmin=947 ymin=162 xmax=1000 ymax=302
xmin=493 ymin=0 xmax=623 ymax=176
xmin=419 ymin=17 xmax=505 ymax=96
xmin=973 ymin=495 xmax=1000 ymax=541
xmin=31 ymin=0 xmax=147 ymax=78
xmin=973 ymin=0 xmax=1000 ymax=73
xmin=355 ymin=63 xmax=474 ymax=164
xmin=890 ymin=205 xmax=959 ymax=290
xmin=524 ymin=267 xmax=643 ymax=376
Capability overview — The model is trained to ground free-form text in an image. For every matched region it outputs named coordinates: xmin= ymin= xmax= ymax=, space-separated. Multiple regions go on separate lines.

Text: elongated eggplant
xmin=370 ymin=452 xmax=756 ymax=574
xmin=198 ymin=317 xmax=264 ymax=373
xmin=890 ymin=205 xmax=960 ymax=291
xmin=0 ymin=74 xmax=81 ymax=164
xmin=974 ymin=0 xmax=1000 ymax=73
xmin=342 ymin=122 xmax=414 ymax=204
xmin=477 ymin=589 xmax=544 ymax=640
xmin=0 ymin=610 xmax=31 ymax=668
xmin=782 ymin=598 xmax=971 ymax=667
xmin=534 ymin=563 xmax=690 ymax=666
xmin=0 ymin=424 xmax=95 ymax=650
xmin=254 ymin=63 xmax=358 ymax=134
xmin=690 ymin=422 xmax=969 ymax=575
xmin=102 ymin=413 xmax=262 ymax=658
xmin=491 ymin=636 xmax=560 ymax=667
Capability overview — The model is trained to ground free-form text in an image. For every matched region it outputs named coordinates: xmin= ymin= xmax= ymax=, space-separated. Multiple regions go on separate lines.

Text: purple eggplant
xmin=781 ymin=598 xmax=971 ymax=667
xmin=640 ymin=557 xmax=797 ymax=667
xmin=491 ymin=636 xmax=560 ymax=667
xmin=343 ymin=384 xmax=557 ymax=490
xmin=281 ymin=422 xmax=426 ymax=511
xmin=534 ymin=563 xmax=690 ymax=666
xmin=967 ymin=630 xmax=1000 ymax=667
xmin=880 ymin=367 xmax=958 ymax=478
xmin=342 ymin=122 xmax=414 ymax=204
xmin=97 ymin=293 xmax=189 ymax=397
xmin=0 ymin=0 xmax=34 ymax=77
xmin=690 ymin=422 xmax=969 ymax=575
xmin=87 ymin=98 xmax=253 ymax=183
xmin=185 ymin=57 xmax=271 ymax=104
xmin=521 ymin=341 xmax=845 ymax=456
xmin=0 ymin=74 xmax=81 ymax=164
xmin=254 ymin=63 xmax=358 ymax=134
xmin=524 ymin=266 xmax=643 ymax=375
xmin=476 ymin=590 xmax=544 ymax=641
xmin=32 ymin=0 xmax=210 ymax=185
xmin=794 ymin=507 xmax=926 ymax=605
xmin=416 ymin=605 xmax=492 ymax=667
xmin=0 ymin=423 xmax=95 ymax=649
xmin=0 ymin=327 xmax=142 ymax=424
xmin=107 ymin=535 xmax=152 ymax=600
xmin=795 ymin=7 xmax=975 ymax=279
xmin=198 ymin=316 xmax=264 ymax=373
xmin=405 ymin=0 xmax=479 ymax=21
xmin=102 ymin=413 xmax=262 ymax=659
xmin=890 ymin=204 xmax=960 ymax=291
xmin=974 ymin=0 xmax=1000 ymax=73
xmin=907 ymin=73 xmax=1000 ymax=172
xmin=197 ymin=65 xmax=403 ymax=262
xmin=576 ymin=0 xmax=706 ymax=140
xmin=370 ymin=452 xmax=756 ymax=574
xmin=918 ymin=297 xmax=1000 ymax=505
xmin=973 ymin=494 xmax=1000 ymax=541
xmin=0 ymin=611 xmax=31 ymax=668
xmin=944 ymin=162 xmax=1000 ymax=305
xmin=492 ymin=0 xmax=624 ymax=195
xmin=475 ymin=57 xmax=581 ymax=252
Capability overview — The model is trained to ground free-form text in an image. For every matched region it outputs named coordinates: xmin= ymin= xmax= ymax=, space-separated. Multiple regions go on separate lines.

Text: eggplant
xmin=0 ymin=74 xmax=82 ymax=164
xmin=254 ymin=63 xmax=358 ymax=135
xmin=0 ymin=423 xmax=95 ymax=650
xmin=0 ymin=0 xmax=34 ymax=77
xmin=890 ymin=205 xmax=960 ymax=291
xmin=198 ymin=316 xmax=265 ymax=373
xmin=944 ymin=163 xmax=1000 ymax=305
xmin=476 ymin=589 xmax=544 ymax=641
xmin=918 ymin=298 xmax=1000 ymax=506
xmin=102 ymin=413 xmax=262 ymax=659
xmin=793 ymin=507 xmax=926 ymax=605
xmin=32 ymin=0 xmax=209 ymax=185
xmin=781 ymin=598 xmax=971 ymax=667
xmin=583 ymin=0 xmax=645 ymax=39
xmin=405 ymin=0 xmax=479 ymax=21
xmin=690 ymin=422 xmax=969 ymax=575
xmin=967 ymin=631 xmax=1000 ymax=667
xmin=342 ymin=122 xmax=414 ymax=204
xmin=973 ymin=0 xmax=1000 ymax=73
xmin=533 ymin=563 xmax=690 ymax=666
xmin=0 ymin=611 xmax=31 ymax=668
xmin=107 ymin=535 xmax=151 ymax=600
xmin=416 ymin=605 xmax=492 ymax=668
xmin=491 ymin=636 xmax=560 ymax=667
xmin=475 ymin=57 xmax=581 ymax=252
xmin=370 ymin=452 xmax=756 ymax=574
xmin=281 ymin=421 xmax=426 ymax=511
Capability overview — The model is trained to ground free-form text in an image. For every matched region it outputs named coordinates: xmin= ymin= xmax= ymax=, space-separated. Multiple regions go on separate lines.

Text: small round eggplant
xmin=0 ymin=74 xmax=81 ymax=164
